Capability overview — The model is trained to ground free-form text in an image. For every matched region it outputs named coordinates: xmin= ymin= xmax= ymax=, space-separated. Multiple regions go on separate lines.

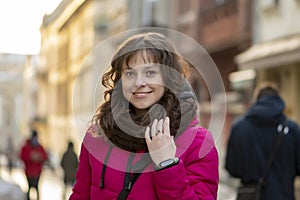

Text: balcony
xmin=199 ymin=0 xmax=252 ymax=52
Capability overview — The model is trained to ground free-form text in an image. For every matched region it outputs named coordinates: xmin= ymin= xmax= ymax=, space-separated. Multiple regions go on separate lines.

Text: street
xmin=0 ymin=166 xmax=237 ymax=200
xmin=0 ymin=166 xmax=70 ymax=200
xmin=3 ymin=164 xmax=300 ymax=200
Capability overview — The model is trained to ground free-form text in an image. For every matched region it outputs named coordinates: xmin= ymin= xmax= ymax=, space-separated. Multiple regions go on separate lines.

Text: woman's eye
xmin=124 ymin=71 xmax=135 ymax=78
xmin=145 ymin=70 xmax=157 ymax=77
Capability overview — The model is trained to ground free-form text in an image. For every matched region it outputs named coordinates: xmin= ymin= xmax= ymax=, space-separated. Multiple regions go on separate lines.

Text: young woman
xmin=69 ymin=32 xmax=218 ymax=200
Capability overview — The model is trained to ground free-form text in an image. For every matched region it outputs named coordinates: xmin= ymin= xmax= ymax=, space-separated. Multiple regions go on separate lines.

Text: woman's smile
xmin=132 ymin=90 xmax=152 ymax=98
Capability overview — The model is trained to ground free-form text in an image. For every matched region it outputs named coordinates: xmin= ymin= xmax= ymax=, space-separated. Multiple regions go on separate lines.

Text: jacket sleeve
xmin=69 ymin=142 xmax=91 ymax=200
xmin=294 ymin=123 xmax=300 ymax=175
xmin=153 ymin=129 xmax=219 ymax=200
xmin=20 ymin=145 xmax=29 ymax=163
xmin=40 ymin=146 xmax=48 ymax=163
xmin=60 ymin=153 xmax=66 ymax=168
xmin=225 ymin=124 xmax=242 ymax=178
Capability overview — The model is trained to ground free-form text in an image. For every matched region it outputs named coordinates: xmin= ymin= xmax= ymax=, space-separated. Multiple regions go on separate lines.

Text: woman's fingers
xmin=149 ymin=117 xmax=170 ymax=137
xmin=163 ymin=117 xmax=170 ymax=136
xmin=145 ymin=126 xmax=151 ymax=142
xmin=146 ymin=117 xmax=170 ymax=142
xmin=156 ymin=119 xmax=163 ymax=135
xmin=151 ymin=119 xmax=158 ymax=138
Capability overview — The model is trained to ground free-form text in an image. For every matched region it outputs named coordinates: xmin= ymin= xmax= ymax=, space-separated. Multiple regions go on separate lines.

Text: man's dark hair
xmin=253 ymin=82 xmax=279 ymax=102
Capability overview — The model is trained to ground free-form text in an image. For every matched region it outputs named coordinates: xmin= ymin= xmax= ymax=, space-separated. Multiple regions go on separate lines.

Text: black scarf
xmin=100 ymin=88 xmax=198 ymax=152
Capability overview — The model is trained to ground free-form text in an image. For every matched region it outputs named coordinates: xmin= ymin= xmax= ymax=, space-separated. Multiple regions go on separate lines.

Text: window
xmin=261 ymin=0 xmax=279 ymax=10
xmin=215 ymin=0 xmax=225 ymax=5
xmin=56 ymin=83 xmax=69 ymax=116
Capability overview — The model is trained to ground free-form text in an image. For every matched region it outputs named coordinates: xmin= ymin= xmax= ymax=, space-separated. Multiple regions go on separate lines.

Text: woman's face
xmin=121 ymin=52 xmax=165 ymax=110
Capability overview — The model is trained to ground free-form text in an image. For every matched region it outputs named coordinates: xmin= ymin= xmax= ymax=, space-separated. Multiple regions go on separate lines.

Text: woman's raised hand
xmin=145 ymin=117 xmax=176 ymax=166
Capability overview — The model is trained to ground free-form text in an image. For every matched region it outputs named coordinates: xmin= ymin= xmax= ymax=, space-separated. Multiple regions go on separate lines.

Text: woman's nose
xmin=135 ymin=74 xmax=146 ymax=87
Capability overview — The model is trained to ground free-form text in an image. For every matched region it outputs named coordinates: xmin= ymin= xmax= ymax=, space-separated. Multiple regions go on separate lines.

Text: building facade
xmin=39 ymin=0 xmax=127 ymax=163
xmin=235 ymin=0 xmax=300 ymax=124
xmin=0 ymin=54 xmax=37 ymax=158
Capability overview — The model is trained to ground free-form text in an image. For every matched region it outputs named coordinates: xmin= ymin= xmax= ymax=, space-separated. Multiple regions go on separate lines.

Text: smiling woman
xmin=69 ymin=31 xmax=219 ymax=200
xmin=0 ymin=0 xmax=62 ymax=54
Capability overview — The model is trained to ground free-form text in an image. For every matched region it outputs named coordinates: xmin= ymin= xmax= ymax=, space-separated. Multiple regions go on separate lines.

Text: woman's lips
xmin=132 ymin=91 xmax=152 ymax=98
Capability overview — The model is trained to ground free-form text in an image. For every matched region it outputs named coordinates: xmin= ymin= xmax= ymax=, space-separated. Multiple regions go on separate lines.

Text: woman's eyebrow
xmin=123 ymin=64 xmax=132 ymax=70
xmin=144 ymin=66 xmax=159 ymax=70
xmin=123 ymin=62 xmax=159 ymax=71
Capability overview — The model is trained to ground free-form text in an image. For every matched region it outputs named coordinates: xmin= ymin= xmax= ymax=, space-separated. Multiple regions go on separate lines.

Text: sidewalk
xmin=0 ymin=165 xmax=238 ymax=200
xmin=0 ymin=166 xmax=70 ymax=200
xmin=218 ymin=182 xmax=236 ymax=200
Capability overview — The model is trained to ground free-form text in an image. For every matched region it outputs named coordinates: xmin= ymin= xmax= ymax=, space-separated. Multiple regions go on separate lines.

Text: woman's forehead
xmin=123 ymin=50 xmax=157 ymax=69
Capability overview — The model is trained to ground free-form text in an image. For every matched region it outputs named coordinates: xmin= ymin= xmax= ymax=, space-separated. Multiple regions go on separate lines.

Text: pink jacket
xmin=70 ymin=119 xmax=218 ymax=200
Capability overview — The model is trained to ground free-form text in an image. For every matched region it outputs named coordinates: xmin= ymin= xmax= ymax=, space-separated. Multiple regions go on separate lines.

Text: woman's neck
xmin=134 ymin=108 xmax=149 ymax=115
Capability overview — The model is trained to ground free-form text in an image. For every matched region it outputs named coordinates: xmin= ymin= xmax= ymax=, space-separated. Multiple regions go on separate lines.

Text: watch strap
xmin=154 ymin=157 xmax=179 ymax=171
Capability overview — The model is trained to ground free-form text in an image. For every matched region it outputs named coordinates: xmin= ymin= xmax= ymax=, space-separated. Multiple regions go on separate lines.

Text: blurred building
xmin=0 ymin=54 xmax=37 ymax=156
xmin=38 ymin=0 xmax=127 ymax=162
xmin=235 ymin=0 xmax=300 ymax=124
xmin=198 ymin=0 xmax=253 ymax=112
xmin=128 ymin=0 xmax=170 ymax=28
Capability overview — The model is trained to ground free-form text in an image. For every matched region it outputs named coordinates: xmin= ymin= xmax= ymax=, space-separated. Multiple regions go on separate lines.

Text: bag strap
xmin=117 ymin=172 xmax=143 ymax=200
xmin=117 ymin=153 xmax=151 ymax=200
xmin=259 ymin=121 xmax=289 ymax=185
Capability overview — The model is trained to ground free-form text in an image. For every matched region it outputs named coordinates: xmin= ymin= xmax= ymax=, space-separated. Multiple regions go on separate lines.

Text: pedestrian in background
xmin=5 ymin=135 xmax=16 ymax=175
xmin=20 ymin=129 xmax=48 ymax=200
xmin=69 ymin=32 xmax=219 ymax=199
xmin=60 ymin=141 xmax=78 ymax=199
xmin=225 ymin=82 xmax=300 ymax=200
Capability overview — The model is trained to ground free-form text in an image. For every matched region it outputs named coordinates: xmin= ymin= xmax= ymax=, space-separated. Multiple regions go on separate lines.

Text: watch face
xmin=160 ymin=158 xmax=175 ymax=167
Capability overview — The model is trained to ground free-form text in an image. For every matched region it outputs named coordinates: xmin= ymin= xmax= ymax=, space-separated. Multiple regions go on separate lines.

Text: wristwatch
xmin=155 ymin=157 xmax=179 ymax=171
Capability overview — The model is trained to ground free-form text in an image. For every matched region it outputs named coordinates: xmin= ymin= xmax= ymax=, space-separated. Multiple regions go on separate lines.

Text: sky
xmin=0 ymin=0 xmax=62 ymax=55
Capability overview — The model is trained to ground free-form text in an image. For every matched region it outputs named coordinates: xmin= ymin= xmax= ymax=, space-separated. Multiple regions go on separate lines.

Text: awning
xmin=235 ymin=34 xmax=300 ymax=70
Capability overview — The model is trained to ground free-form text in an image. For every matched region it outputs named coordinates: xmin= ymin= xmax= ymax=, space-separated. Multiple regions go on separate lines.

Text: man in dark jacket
xmin=225 ymin=82 xmax=300 ymax=200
